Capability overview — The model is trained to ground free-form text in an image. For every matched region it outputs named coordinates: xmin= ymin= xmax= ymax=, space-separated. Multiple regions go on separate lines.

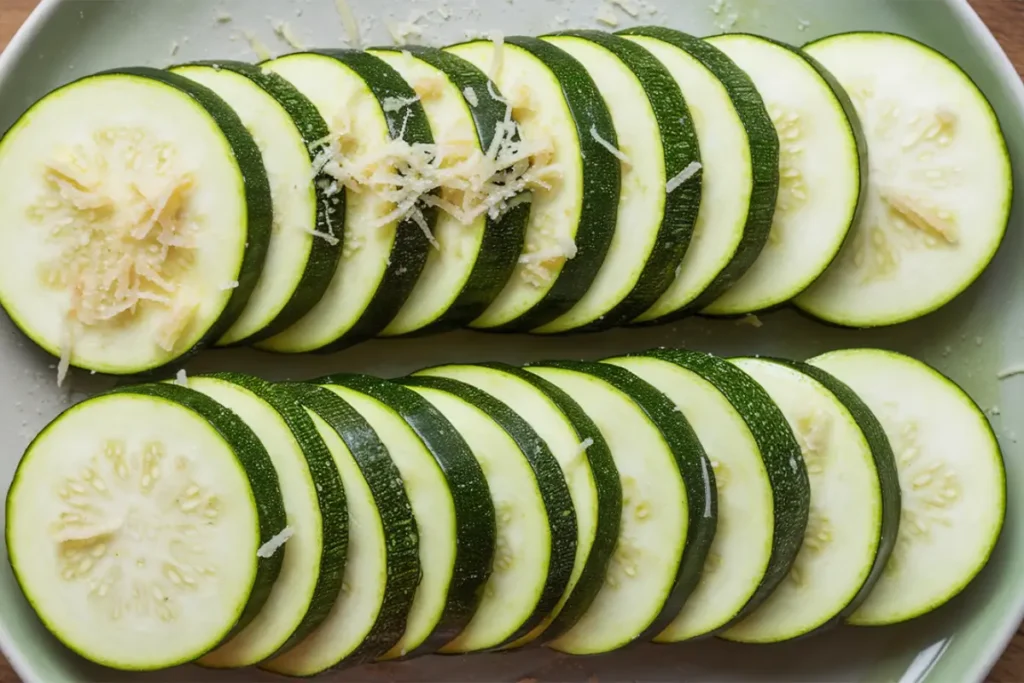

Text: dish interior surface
xmin=0 ymin=0 xmax=1021 ymax=681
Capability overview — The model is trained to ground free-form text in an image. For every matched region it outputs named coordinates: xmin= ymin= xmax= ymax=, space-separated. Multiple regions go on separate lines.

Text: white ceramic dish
xmin=0 ymin=0 xmax=1021 ymax=681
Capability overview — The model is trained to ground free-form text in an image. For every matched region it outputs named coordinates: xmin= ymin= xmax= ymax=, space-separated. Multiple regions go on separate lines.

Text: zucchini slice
xmin=5 ymin=385 xmax=286 ymax=671
xmin=257 ymin=50 xmax=437 ymax=354
xmin=315 ymin=375 xmax=494 ymax=659
xmin=0 ymin=68 xmax=272 ymax=376
xmin=526 ymin=361 xmax=715 ymax=655
xmin=170 ymin=61 xmax=344 ymax=347
xmin=605 ymin=350 xmax=808 ymax=641
xmin=723 ymin=358 xmax=897 ymax=643
xmin=400 ymin=375 xmax=576 ymax=653
xmin=445 ymin=37 xmax=620 ymax=332
xmin=264 ymin=384 xmax=419 ymax=676
xmin=534 ymin=30 xmax=701 ymax=333
xmin=809 ymin=349 xmax=1006 ymax=626
xmin=415 ymin=363 xmax=620 ymax=645
xmin=619 ymin=28 xmax=779 ymax=322
xmin=702 ymin=34 xmax=865 ymax=317
xmin=796 ymin=33 xmax=1013 ymax=328
xmin=369 ymin=47 xmax=530 ymax=337
xmin=186 ymin=374 xmax=347 ymax=668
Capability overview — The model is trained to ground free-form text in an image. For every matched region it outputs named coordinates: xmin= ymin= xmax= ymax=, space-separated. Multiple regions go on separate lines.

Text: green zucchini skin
xmin=478 ymin=36 xmax=620 ymax=333
xmin=542 ymin=30 xmax=702 ymax=332
xmin=282 ymin=382 xmax=421 ymax=665
xmin=477 ymin=363 xmax=622 ymax=642
xmin=633 ymin=349 xmax=810 ymax=625
xmin=174 ymin=61 xmax=345 ymax=347
xmin=399 ymin=374 xmax=577 ymax=648
xmin=534 ymin=360 xmax=716 ymax=639
xmin=314 ymin=373 xmax=496 ymax=657
xmin=203 ymin=373 xmax=348 ymax=655
xmin=370 ymin=46 xmax=530 ymax=336
xmin=83 ymin=67 xmax=273 ymax=373
xmin=108 ymin=382 xmax=286 ymax=641
xmin=287 ymin=50 xmax=438 ymax=353
xmin=615 ymin=28 xmax=779 ymax=321
xmin=759 ymin=358 xmax=901 ymax=630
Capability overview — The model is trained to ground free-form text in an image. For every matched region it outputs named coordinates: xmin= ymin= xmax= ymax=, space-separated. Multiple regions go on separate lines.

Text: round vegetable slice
xmin=795 ymin=32 xmax=1012 ymax=327
xmin=526 ymin=361 xmax=715 ymax=655
xmin=0 ymin=68 xmax=272 ymax=377
xmin=370 ymin=46 xmax=530 ymax=337
xmin=416 ymin=363 xmax=620 ymax=646
xmin=534 ymin=30 xmax=701 ymax=333
xmin=170 ymin=61 xmax=344 ymax=347
xmin=400 ymin=375 xmax=576 ymax=653
xmin=702 ymin=34 xmax=865 ymax=317
xmin=445 ymin=37 xmax=620 ymax=332
xmin=5 ymin=384 xmax=286 ymax=671
xmin=618 ymin=28 xmax=779 ymax=322
xmin=315 ymin=374 xmax=495 ymax=659
xmin=605 ymin=349 xmax=808 ymax=641
xmin=722 ymin=358 xmax=897 ymax=642
xmin=187 ymin=374 xmax=347 ymax=668
xmin=263 ymin=384 xmax=419 ymax=676
xmin=808 ymin=349 xmax=1005 ymax=625
xmin=257 ymin=50 xmax=436 ymax=354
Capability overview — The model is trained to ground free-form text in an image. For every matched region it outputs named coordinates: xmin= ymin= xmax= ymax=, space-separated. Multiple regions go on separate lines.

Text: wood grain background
xmin=0 ymin=0 xmax=1022 ymax=681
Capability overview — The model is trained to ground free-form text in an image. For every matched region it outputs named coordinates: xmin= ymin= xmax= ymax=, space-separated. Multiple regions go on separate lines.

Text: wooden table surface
xmin=0 ymin=0 xmax=1022 ymax=681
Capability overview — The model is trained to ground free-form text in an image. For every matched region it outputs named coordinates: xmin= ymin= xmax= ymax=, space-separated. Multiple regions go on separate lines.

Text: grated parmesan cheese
xmin=56 ymin=324 xmax=73 ymax=388
xmin=596 ymin=4 xmax=620 ymax=27
xmin=272 ymin=20 xmax=305 ymax=49
xmin=590 ymin=125 xmax=631 ymax=166
xmin=175 ymin=368 xmax=189 ymax=387
xmin=578 ymin=437 xmax=595 ymax=453
xmin=214 ymin=9 xmax=232 ymax=23
xmin=463 ymin=86 xmax=479 ymax=107
xmin=334 ymin=0 xmax=362 ymax=47
xmin=382 ymin=95 xmax=421 ymax=113
xmin=610 ymin=0 xmax=641 ymax=16
xmin=219 ymin=281 xmax=240 ymax=291
xmin=243 ymin=31 xmax=273 ymax=61
xmin=308 ymin=99 xmax=561 ymax=246
xmin=997 ymin=365 xmax=1024 ymax=380
xmin=487 ymin=31 xmax=505 ymax=80
xmin=32 ymin=129 xmax=203 ymax=356
xmin=736 ymin=314 xmax=764 ymax=328
xmin=667 ymin=161 xmax=702 ymax=193
xmin=257 ymin=526 xmax=295 ymax=558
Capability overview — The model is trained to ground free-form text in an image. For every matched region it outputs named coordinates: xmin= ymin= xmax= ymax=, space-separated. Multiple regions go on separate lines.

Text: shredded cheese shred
xmin=308 ymin=75 xmax=562 ymax=256
xmin=667 ymin=161 xmax=702 ymax=193
xmin=31 ymin=128 xmax=203 ymax=372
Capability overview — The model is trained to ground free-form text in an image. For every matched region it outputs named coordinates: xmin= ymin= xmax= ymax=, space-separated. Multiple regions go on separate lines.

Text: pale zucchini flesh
xmin=703 ymin=34 xmax=864 ymax=317
xmin=416 ymin=364 xmax=600 ymax=647
xmin=724 ymin=358 xmax=884 ymax=642
xmin=605 ymin=355 xmax=775 ymax=642
xmin=5 ymin=389 xmax=284 ymax=671
xmin=369 ymin=49 xmax=497 ymax=338
xmin=257 ymin=52 xmax=431 ymax=353
xmin=622 ymin=31 xmax=763 ymax=322
xmin=809 ymin=349 xmax=1005 ymax=626
xmin=534 ymin=34 xmax=676 ymax=333
xmin=0 ymin=70 xmax=271 ymax=375
xmin=170 ymin=63 xmax=340 ymax=348
xmin=404 ymin=384 xmax=554 ymax=653
xmin=187 ymin=375 xmax=342 ymax=668
xmin=527 ymin=366 xmax=689 ymax=655
xmin=796 ymin=33 xmax=1012 ymax=328
xmin=321 ymin=383 xmax=457 ymax=660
